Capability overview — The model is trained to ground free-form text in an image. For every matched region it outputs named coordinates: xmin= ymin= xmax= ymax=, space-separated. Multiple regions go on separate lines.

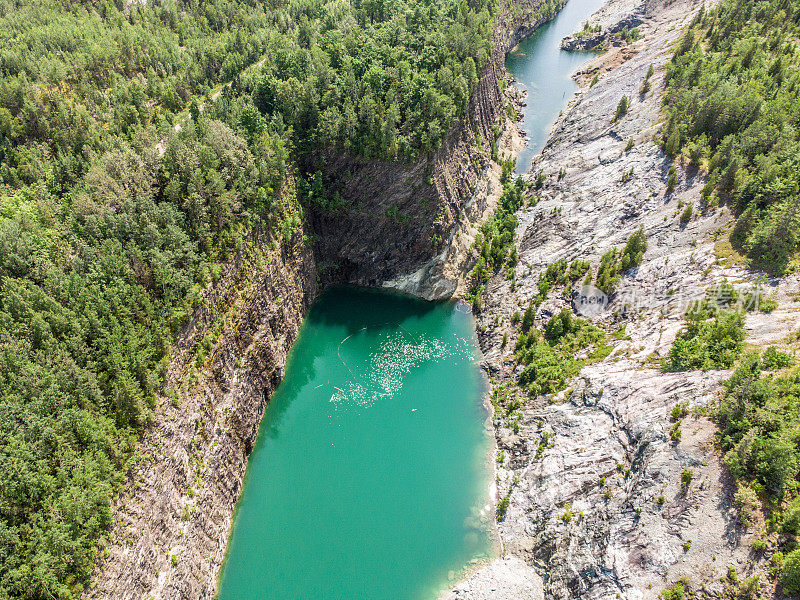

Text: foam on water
xmin=330 ymin=327 xmax=477 ymax=409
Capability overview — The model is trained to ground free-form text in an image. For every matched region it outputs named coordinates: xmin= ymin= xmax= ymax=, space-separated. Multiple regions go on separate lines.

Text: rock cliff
xmin=450 ymin=0 xmax=797 ymax=598
xmin=86 ymin=181 xmax=319 ymax=599
xmin=310 ymin=0 xmax=566 ymax=300
xmin=85 ymin=1 xmax=563 ymax=597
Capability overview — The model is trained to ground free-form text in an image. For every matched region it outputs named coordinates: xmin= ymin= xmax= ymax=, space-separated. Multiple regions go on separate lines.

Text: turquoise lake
xmin=216 ymin=287 xmax=495 ymax=600
xmin=217 ymin=1 xmax=609 ymax=597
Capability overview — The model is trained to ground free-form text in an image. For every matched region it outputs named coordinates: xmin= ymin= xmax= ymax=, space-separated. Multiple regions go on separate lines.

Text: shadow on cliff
xmin=307 ymin=285 xmax=439 ymax=334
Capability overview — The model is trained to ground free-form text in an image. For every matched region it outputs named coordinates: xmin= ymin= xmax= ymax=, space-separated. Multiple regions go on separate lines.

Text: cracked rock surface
xmin=450 ymin=0 xmax=800 ymax=597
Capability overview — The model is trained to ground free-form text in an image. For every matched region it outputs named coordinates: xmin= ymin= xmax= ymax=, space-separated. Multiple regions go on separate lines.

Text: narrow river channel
xmin=508 ymin=0 xmax=607 ymax=174
xmin=217 ymin=1 xmax=606 ymax=598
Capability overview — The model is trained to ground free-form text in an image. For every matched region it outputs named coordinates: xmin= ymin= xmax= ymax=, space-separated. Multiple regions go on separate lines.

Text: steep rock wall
xmin=85 ymin=3 xmax=568 ymax=597
xmin=310 ymin=0 xmax=566 ymax=299
xmin=86 ymin=194 xmax=319 ymax=599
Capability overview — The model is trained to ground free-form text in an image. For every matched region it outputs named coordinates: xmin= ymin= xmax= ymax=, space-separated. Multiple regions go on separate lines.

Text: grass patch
xmin=714 ymin=236 xmax=747 ymax=268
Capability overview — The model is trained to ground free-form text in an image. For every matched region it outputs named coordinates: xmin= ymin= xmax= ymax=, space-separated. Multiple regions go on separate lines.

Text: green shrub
xmin=515 ymin=309 xmax=607 ymax=397
xmin=467 ymin=174 xmax=526 ymax=308
xmin=781 ymin=549 xmax=800 ymax=593
xmin=621 ymin=227 xmax=648 ymax=269
xmin=663 ymin=310 xmax=745 ymax=372
xmin=762 ymin=346 xmax=792 ymax=370
xmin=681 ymin=468 xmax=694 ymax=490
xmin=640 ymin=63 xmax=655 ymax=95
xmin=594 ymin=228 xmax=648 ymax=294
xmin=736 ymin=575 xmax=760 ymax=599
xmin=666 ymin=166 xmax=678 ymax=194
xmin=595 ymin=249 xmax=621 ymax=294
xmin=533 ymin=258 xmax=591 ymax=305
xmin=521 ymin=305 xmax=536 ymax=332
xmin=621 ymin=167 xmax=634 ymax=183
xmin=782 ymin=498 xmax=800 ymax=537
xmin=670 ymin=403 xmax=689 ymax=422
xmin=686 ymin=282 xmax=758 ymax=317
xmin=614 ymin=96 xmax=630 ymax=121
xmin=496 ymin=493 xmax=511 ymax=522
xmin=758 ymin=297 xmax=778 ymax=313
xmin=772 ymin=551 xmax=786 ymax=578
xmin=717 ymin=349 xmax=800 ymax=497
xmin=662 ymin=578 xmax=690 ymax=600
xmin=544 ymin=308 xmax=578 ymax=341
xmin=665 ymin=130 xmax=681 ymax=158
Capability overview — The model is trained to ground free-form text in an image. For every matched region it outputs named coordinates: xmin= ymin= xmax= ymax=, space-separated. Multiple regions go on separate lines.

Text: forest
xmin=662 ymin=0 xmax=800 ymax=274
xmin=0 ymin=0 xmax=507 ymax=597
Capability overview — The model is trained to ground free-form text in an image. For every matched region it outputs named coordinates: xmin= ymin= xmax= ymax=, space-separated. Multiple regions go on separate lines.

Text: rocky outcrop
xmin=86 ymin=181 xmax=319 ymax=600
xmin=310 ymin=0 xmax=566 ymax=300
xmin=561 ymin=0 xmax=646 ymax=51
xmin=453 ymin=0 xmax=799 ymax=597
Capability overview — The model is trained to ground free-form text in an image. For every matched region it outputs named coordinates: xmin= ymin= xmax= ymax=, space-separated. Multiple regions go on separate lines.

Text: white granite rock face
xmin=451 ymin=0 xmax=800 ymax=598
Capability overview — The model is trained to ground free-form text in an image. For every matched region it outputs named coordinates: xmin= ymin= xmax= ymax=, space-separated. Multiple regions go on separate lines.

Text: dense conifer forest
xmin=662 ymin=0 xmax=800 ymax=274
xmin=4 ymin=0 xmax=800 ymax=596
xmin=662 ymin=0 xmax=800 ymax=589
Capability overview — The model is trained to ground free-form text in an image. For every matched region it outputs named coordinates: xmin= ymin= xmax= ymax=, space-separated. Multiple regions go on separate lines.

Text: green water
xmin=217 ymin=287 xmax=494 ymax=600
xmin=507 ymin=0 xmax=608 ymax=174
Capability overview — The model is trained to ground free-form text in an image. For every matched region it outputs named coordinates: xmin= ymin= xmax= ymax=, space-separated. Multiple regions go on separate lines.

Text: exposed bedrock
xmin=449 ymin=0 xmax=798 ymax=598
xmin=85 ymin=1 xmax=566 ymax=598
